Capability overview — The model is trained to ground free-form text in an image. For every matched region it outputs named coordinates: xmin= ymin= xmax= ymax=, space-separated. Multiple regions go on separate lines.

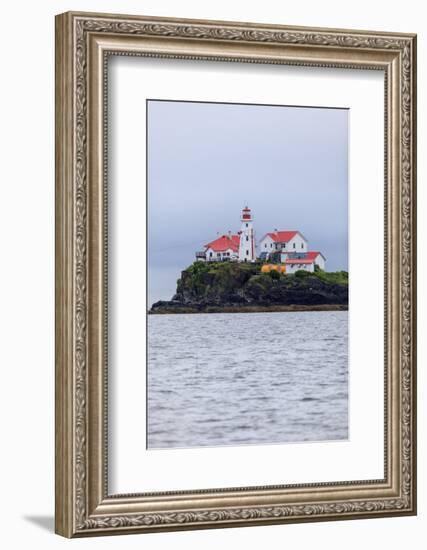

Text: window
xmin=270 ymin=243 xmax=273 ymax=248
xmin=293 ymin=243 xmax=296 ymax=249
xmin=217 ymin=253 xmax=221 ymax=257
xmin=246 ymin=223 xmax=248 ymax=228
xmin=209 ymin=252 xmax=212 ymax=257
xmin=283 ymin=243 xmax=286 ymax=248
xmin=301 ymin=243 xmax=304 ymax=249
xmin=265 ymin=244 xmax=267 ymax=248
xmin=246 ymin=236 xmax=249 ymax=241
xmin=246 ymin=250 xmax=249 ymax=255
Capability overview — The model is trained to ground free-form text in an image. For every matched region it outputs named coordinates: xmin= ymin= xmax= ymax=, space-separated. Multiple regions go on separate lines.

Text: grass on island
xmin=294 ymin=268 xmax=348 ymax=285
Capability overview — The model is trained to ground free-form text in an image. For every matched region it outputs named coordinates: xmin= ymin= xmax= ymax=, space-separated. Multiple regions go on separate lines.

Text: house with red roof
xmin=202 ymin=233 xmax=240 ymax=262
xmin=259 ymin=230 xmax=308 ymax=256
xmin=283 ymin=251 xmax=326 ymax=273
xmin=259 ymin=230 xmax=325 ymax=273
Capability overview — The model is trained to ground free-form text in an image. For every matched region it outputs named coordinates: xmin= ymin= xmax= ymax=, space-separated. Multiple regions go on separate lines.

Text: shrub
xmin=186 ymin=261 xmax=209 ymax=276
xmin=295 ymin=270 xmax=311 ymax=279
xmin=313 ymin=269 xmax=348 ymax=285
xmin=269 ymin=269 xmax=281 ymax=280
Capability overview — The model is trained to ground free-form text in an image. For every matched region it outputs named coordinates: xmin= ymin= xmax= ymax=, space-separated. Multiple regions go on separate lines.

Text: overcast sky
xmin=148 ymin=100 xmax=348 ymax=306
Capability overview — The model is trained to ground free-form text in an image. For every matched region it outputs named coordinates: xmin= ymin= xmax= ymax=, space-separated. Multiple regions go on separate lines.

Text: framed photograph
xmin=55 ymin=11 xmax=417 ymax=537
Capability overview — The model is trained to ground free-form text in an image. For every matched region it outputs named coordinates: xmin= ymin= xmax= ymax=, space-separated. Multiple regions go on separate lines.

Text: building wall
xmin=286 ymin=262 xmax=315 ymax=274
xmin=315 ymin=255 xmax=326 ymax=270
xmin=205 ymin=247 xmax=237 ymax=261
xmin=286 ymin=233 xmax=308 ymax=253
xmin=205 ymin=247 xmax=215 ymax=261
xmin=259 ymin=234 xmax=276 ymax=253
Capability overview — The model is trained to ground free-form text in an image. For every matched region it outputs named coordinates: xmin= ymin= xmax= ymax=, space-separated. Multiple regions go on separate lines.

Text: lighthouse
xmin=238 ymin=206 xmax=256 ymax=262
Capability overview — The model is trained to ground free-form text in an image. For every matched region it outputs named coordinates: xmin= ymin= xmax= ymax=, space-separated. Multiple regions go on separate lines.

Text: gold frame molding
xmin=55 ymin=11 xmax=417 ymax=538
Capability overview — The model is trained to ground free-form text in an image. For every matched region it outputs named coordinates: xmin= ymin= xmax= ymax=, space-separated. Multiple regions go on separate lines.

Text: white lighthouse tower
xmin=238 ymin=206 xmax=256 ymax=262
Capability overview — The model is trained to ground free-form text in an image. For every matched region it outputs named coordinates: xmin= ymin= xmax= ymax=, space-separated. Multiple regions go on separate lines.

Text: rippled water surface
xmin=147 ymin=311 xmax=348 ymax=449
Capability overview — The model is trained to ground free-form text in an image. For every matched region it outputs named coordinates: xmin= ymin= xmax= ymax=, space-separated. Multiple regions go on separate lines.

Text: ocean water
xmin=147 ymin=311 xmax=348 ymax=449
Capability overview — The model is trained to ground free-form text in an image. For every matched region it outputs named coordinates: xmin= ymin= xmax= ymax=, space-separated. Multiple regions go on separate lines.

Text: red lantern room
xmin=241 ymin=206 xmax=252 ymax=221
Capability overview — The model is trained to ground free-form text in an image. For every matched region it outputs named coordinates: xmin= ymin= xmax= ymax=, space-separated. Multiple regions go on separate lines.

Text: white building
xmin=280 ymin=251 xmax=326 ymax=273
xmin=199 ymin=233 xmax=240 ymax=262
xmin=238 ymin=206 xmax=256 ymax=262
xmin=259 ymin=231 xmax=326 ymax=272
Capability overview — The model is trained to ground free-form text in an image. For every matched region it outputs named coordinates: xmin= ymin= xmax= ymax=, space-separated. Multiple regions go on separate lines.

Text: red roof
xmin=305 ymin=251 xmax=325 ymax=261
xmin=205 ymin=234 xmax=240 ymax=252
xmin=266 ymin=230 xmax=298 ymax=243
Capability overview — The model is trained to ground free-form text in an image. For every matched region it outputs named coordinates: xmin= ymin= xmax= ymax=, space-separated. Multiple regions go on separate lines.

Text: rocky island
xmin=149 ymin=261 xmax=348 ymax=314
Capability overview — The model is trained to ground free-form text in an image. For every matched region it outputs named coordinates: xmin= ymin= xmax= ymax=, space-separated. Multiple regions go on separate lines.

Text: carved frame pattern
xmin=55 ymin=11 xmax=416 ymax=537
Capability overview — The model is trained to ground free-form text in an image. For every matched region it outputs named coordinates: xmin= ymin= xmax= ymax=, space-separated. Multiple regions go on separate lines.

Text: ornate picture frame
xmin=55 ymin=11 xmax=417 ymax=537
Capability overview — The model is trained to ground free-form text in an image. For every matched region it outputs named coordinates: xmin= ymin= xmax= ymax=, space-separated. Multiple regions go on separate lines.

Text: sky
xmin=148 ymin=100 xmax=348 ymax=306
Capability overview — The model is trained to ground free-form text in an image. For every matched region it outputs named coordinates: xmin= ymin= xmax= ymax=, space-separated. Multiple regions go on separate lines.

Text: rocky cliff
xmin=150 ymin=262 xmax=348 ymax=314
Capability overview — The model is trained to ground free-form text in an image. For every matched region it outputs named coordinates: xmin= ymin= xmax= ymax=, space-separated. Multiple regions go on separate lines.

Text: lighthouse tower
xmin=238 ymin=206 xmax=256 ymax=262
